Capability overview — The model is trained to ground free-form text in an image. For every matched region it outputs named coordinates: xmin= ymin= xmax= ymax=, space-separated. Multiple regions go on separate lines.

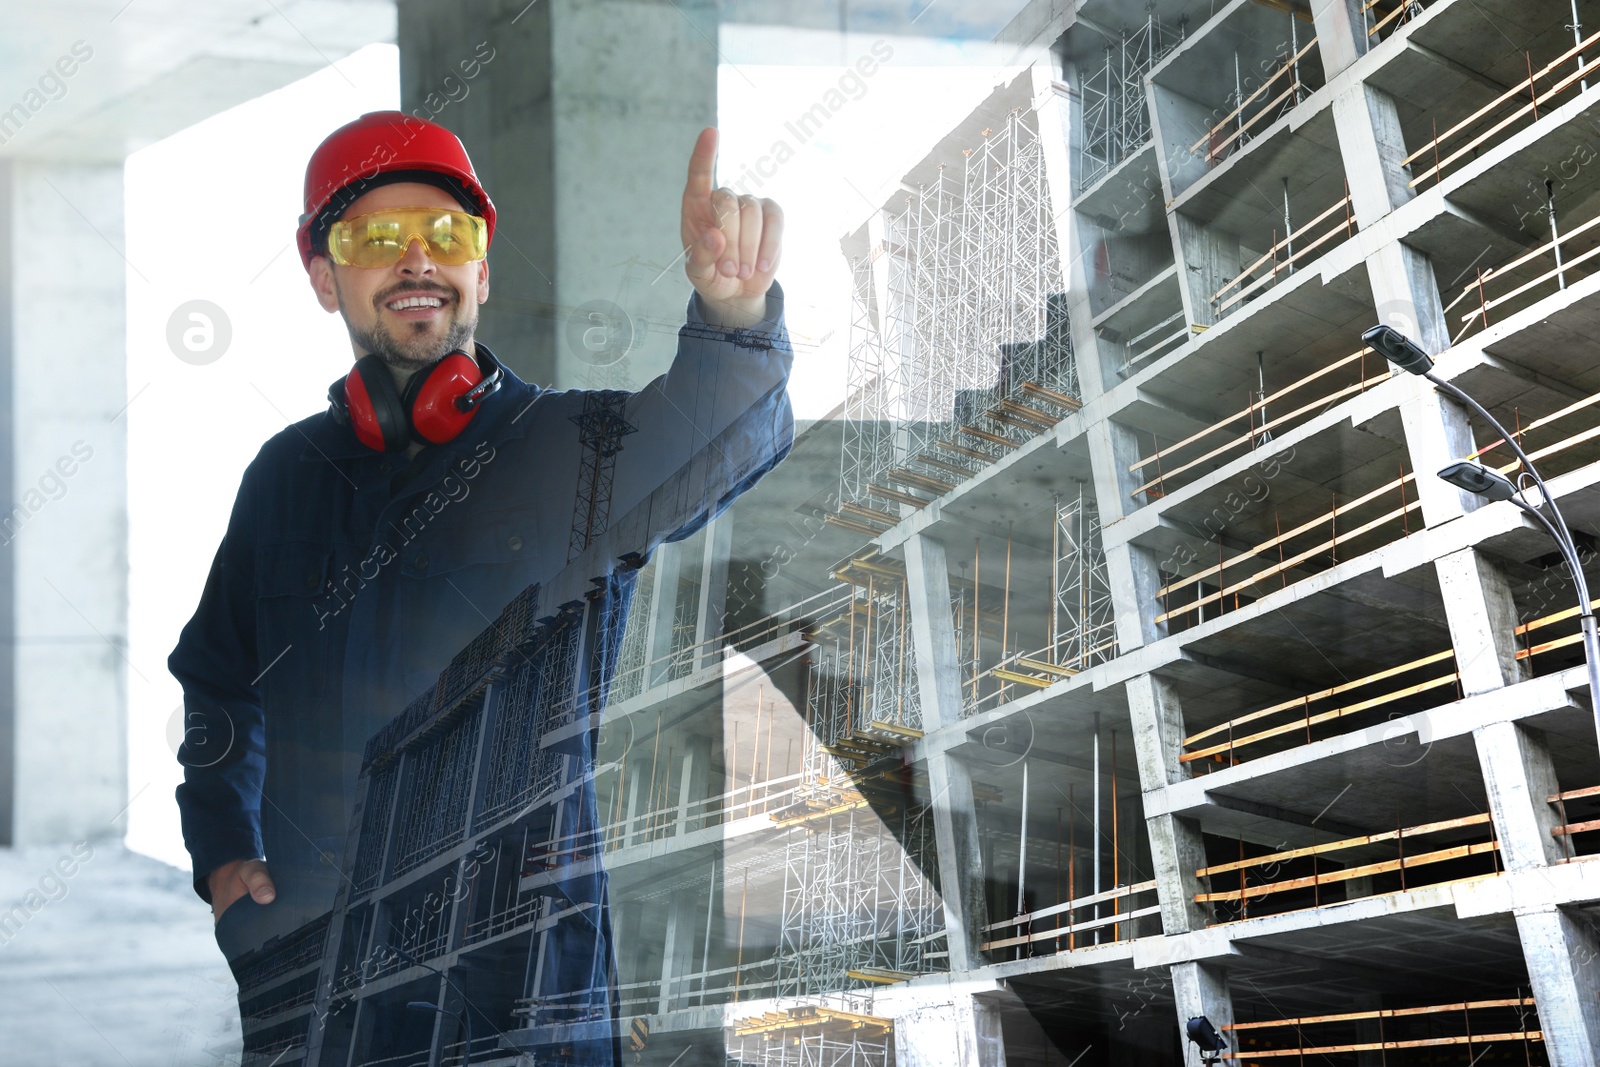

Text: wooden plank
xmin=1132 ymin=376 xmax=1375 ymax=497
xmin=1203 ymin=82 xmax=1302 ymax=165
xmin=1212 ymin=196 xmax=1353 ymax=302
xmin=824 ymin=513 xmax=885 ymax=536
xmin=1215 ymin=211 xmax=1358 ymax=311
xmin=1156 ymin=497 xmax=1422 ymax=624
xmin=1016 ymin=656 xmax=1081 ymax=679
xmin=1184 ymin=647 xmax=1454 ymax=746
xmin=1129 ymin=348 xmax=1369 ymax=475
xmin=838 ymin=501 xmax=898 ymax=525
xmin=1468 ymin=388 xmax=1600 ymax=462
xmin=1226 ymin=998 xmax=1534 ymax=1030
xmin=1552 ymin=817 xmax=1600 ymax=837
xmin=1550 ymin=782 xmax=1600 ymax=804
xmin=1182 ymin=671 xmax=1458 ymax=763
xmin=1199 ymin=812 xmax=1490 ymax=878
xmin=1189 ymin=40 xmax=1317 ymax=155
xmin=958 ymin=424 xmax=1017 ymax=448
xmin=1250 ymin=0 xmax=1315 ymax=23
xmin=981 ymin=904 xmax=1162 ymax=950
xmin=981 ymin=878 xmax=1158 ymax=931
xmin=987 ymin=407 xmax=1056 ymax=433
xmin=888 ymin=468 xmax=956 ymax=494
xmin=932 ymin=438 xmax=997 ymax=463
xmin=867 ymin=484 xmax=927 ymax=509
xmin=1407 ymin=38 xmax=1600 ymax=187
xmin=910 ymin=453 xmax=975 ymax=479
xmin=1474 ymin=238 xmax=1600 ymax=320
xmin=1223 ymin=1032 xmax=1542 ymax=1058
xmin=1198 ymin=839 xmax=1498 ymax=902
xmin=1401 ymin=25 xmax=1600 ymax=168
xmin=990 ymin=667 xmax=1053 ymax=689
xmin=1020 ymin=381 xmax=1082 ymax=410
xmin=994 ymin=397 xmax=1060 ymax=425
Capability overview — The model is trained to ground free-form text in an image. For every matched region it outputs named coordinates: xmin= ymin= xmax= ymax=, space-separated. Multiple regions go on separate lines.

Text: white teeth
xmin=388 ymin=295 xmax=445 ymax=310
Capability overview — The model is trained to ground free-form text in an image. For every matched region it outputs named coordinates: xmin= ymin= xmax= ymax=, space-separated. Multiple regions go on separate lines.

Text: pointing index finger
xmin=684 ymin=127 xmax=718 ymax=205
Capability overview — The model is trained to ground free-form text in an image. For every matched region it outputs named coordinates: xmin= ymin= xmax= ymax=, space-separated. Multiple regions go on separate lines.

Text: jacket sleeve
xmin=606 ymin=279 xmax=796 ymax=552
xmin=169 ymin=456 xmax=268 ymax=904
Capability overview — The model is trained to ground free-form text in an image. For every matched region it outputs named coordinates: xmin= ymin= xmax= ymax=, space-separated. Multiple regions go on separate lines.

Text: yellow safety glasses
xmin=327 ymin=207 xmax=488 ymax=268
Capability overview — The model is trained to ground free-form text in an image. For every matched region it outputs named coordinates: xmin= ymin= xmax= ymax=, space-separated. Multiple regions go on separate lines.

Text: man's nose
xmin=396 ymin=236 xmax=436 ymax=275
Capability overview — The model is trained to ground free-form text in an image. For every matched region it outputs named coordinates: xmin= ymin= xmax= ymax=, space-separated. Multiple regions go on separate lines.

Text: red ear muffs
xmin=345 ymin=355 xmax=410 ymax=452
xmin=330 ymin=346 xmax=504 ymax=453
xmin=403 ymin=351 xmax=484 ymax=445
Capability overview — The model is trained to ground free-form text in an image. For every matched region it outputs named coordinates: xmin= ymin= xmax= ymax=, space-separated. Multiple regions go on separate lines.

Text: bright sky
xmin=123 ymin=37 xmax=1018 ymax=870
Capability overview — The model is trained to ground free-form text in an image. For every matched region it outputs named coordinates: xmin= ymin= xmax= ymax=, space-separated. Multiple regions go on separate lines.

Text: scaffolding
xmin=1078 ymin=11 xmax=1186 ymax=189
xmin=838 ymin=107 xmax=1078 ymax=531
xmin=1049 ymin=487 xmax=1118 ymax=673
xmin=774 ymin=801 xmax=942 ymax=998
xmin=731 ymin=1004 xmax=894 ymax=1067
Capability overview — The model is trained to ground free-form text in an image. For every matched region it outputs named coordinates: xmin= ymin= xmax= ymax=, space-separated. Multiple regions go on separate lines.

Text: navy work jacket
xmin=169 ymin=284 xmax=794 ymax=940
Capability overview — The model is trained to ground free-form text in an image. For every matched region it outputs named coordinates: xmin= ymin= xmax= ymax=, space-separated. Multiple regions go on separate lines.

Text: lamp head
xmin=406 ymin=1000 xmax=441 ymax=1013
xmin=1438 ymin=461 xmax=1518 ymax=502
xmin=1362 ymin=324 xmax=1434 ymax=375
xmin=1185 ymin=1016 xmax=1227 ymax=1053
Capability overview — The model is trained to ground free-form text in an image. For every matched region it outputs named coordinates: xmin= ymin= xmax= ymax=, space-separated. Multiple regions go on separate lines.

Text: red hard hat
xmin=296 ymin=110 xmax=496 ymax=271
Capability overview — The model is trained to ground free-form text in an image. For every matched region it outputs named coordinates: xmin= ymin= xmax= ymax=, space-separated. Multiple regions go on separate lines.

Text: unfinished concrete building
xmin=216 ymin=0 xmax=1600 ymax=1063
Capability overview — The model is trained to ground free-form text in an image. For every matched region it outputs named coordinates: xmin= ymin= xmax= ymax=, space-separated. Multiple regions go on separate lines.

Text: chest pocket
xmin=253 ymin=543 xmax=341 ymax=696
xmin=395 ymin=508 xmax=537 ymax=580
xmin=256 ymin=542 xmax=335 ymax=600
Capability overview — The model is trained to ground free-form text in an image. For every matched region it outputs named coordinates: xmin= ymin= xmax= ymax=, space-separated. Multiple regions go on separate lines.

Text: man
xmin=169 ymin=111 xmax=792 ymax=1003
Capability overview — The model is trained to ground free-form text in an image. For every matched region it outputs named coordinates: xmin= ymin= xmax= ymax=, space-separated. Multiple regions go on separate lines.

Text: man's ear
xmin=476 ymin=258 xmax=490 ymax=304
xmin=308 ymin=255 xmax=341 ymax=313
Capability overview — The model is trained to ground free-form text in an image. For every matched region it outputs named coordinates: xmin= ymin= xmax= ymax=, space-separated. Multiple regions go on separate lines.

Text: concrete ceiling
xmin=0 ymin=0 xmax=1040 ymax=164
xmin=0 ymin=0 xmax=395 ymax=162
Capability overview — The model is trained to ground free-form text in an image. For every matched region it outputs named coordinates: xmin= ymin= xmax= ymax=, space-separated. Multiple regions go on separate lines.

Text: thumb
xmin=244 ymin=863 xmax=277 ymax=903
xmin=685 ymin=226 xmax=725 ymax=288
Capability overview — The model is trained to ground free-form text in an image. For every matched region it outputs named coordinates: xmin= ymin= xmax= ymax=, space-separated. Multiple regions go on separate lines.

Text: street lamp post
xmin=1363 ymin=324 xmax=1600 ymax=744
xmin=407 ymin=999 xmax=473 ymax=1065
xmin=386 ymin=942 xmax=481 ymax=1065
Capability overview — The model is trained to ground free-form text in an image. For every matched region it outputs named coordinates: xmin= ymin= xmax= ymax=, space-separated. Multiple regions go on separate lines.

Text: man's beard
xmin=339 ymin=282 xmax=476 ymax=373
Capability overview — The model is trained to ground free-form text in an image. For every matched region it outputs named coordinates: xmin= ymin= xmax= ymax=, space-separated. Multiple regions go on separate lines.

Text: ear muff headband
xmin=330 ymin=346 xmax=504 ymax=453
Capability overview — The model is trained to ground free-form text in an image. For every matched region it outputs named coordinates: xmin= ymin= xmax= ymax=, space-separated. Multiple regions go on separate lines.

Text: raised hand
xmin=681 ymin=127 xmax=783 ymax=328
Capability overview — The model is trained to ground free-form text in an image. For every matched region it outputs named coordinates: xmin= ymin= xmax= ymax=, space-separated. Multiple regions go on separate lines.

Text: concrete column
xmin=0 ymin=160 xmax=127 ymax=846
xmin=1329 ymin=78 xmax=1413 ymax=227
xmin=1364 ymin=239 xmax=1484 ymax=527
xmin=1126 ymin=676 xmax=1212 ymax=934
xmin=645 ymin=538 xmax=686 ymax=687
xmin=1476 ymin=720 xmax=1564 ymax=871
xmin=1438 ymin=548 xmax=1528 ymax=696
xmin=904 ymin=532 xmax=989 ymax=973
xmin=674 ymin=744 xmax=697 ymax=836
xmin=694 ymin=514 xmax=731 ymax=670
xmin=1125 ymin=674 xmax=1191 ymax=789
xmin=621 ymin=755 xmax=642 ymax=847
xmin=397 ymin=0 xmax=717 ymax=389
xmin=1084 ymin=420 xmax=1165 ymax=651
xmin=895 ymin=990 xmax=1008 ymax=1067
xmin=1311 ymin=0 xmax=1369 ymax=78
xmin=656 ymin=885 xmax=697 ymax=1014
xmin=1032 ymin=63 xmax=1109 ymax=402
xmin=1517 ymin=907 xmax=1600 ymax=1067
xmin=1171 ymin=961 xmax=1235 ymax=1067
xmin=1172 ymin=212 xmax=1242 ymax=330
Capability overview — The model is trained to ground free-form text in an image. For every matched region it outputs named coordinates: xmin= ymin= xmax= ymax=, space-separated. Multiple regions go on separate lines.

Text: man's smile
xmin=381 ymin=288 xmax=453 ymax=320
